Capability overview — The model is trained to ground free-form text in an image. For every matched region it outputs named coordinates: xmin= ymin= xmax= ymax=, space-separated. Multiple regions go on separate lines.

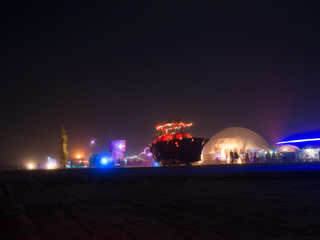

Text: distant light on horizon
xmin=28 ymin=164 xmax=34 ymax=169
xmin=47 ymin=157 xmax=57 ymax=169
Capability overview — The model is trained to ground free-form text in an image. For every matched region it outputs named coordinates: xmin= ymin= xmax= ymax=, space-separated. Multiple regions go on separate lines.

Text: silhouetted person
xmin=266 ymin=151 xmax=271 ymax=163
xmin=245 ymin=153 xmax=250 ymax=163
xmin=283 ymin=153 xmax=288 ymax=162
xmin=234 ymin=151 xmax=239 ymax=163
xmin=230 ymin=150 xmax=234 ymax=164
xmin=253 ymin=152 xmax=258 ymax=163
xmin=272 ymin=151 xmax=276 ymax=162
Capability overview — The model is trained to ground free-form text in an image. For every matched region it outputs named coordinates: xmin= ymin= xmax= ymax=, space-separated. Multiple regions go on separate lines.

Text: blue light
xmin=102 ymin=158 xmax=107 ymax=164
xmin=276 ymin=138 xmax=320 ymax=144
xmin=155 ymin=163 xmax=158 ymax=166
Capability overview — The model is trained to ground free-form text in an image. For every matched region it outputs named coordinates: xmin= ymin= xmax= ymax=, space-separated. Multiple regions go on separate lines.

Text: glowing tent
xmin=201 ymin=127 xmax=269 ymax=163
xmin=277 ymin=144 xmax=299 ymax=153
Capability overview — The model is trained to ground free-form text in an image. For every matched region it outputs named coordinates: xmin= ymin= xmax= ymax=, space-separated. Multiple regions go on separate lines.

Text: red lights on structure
xmin=153 ymin=119 xmax=194 ymax=144
xmin=152 ymin=132 xmax=192 ymax=144
xmin=156 ymin=122 xmax=193 ymax=131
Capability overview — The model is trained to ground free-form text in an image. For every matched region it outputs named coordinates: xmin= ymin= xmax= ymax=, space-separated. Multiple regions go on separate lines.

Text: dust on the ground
xmin=1 ymin=163 xmax=320 ymax=240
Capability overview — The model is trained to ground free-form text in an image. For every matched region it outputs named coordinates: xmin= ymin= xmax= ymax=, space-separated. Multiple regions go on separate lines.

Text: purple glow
xmin=110 ymin=140 xmax=126 ymax=152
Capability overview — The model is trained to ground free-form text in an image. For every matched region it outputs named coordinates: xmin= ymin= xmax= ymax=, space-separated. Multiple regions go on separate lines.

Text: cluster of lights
xmin=264 ymin=151 xmax=275 ymax=154
xmin=156 ymin=122 xmax=193 ymax=131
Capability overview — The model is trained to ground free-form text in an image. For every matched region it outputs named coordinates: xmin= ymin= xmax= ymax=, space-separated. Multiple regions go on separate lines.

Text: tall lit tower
xmin=59 ymin=126 xmax=69 ymax=168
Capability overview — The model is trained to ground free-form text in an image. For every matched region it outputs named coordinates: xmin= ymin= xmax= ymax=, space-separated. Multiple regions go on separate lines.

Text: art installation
xmin=150 ymin=118 xmax=207 ymax=166
xmin=59 ymin=126 xmax=69 ymax=168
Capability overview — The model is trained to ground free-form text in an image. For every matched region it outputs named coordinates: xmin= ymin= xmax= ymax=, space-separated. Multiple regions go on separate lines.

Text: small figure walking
xmin=266 ymin=151 xmax=271 ymax=163
xmin=272 ymin=151 xmax=276 ymax=162
xmin=245 ymin=152 xmax=250 ymax=163
xmin=230 ymin=150 xmax=234 ymax=164
xmin=253 ymin=152 xmax=258 ymax=163
xmin=234 ymin=151 xmax=239 ymax=163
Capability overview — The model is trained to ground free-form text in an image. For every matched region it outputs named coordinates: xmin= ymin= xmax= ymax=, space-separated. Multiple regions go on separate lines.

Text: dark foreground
xmin=1 ymin=163 xmax=320 ymax=240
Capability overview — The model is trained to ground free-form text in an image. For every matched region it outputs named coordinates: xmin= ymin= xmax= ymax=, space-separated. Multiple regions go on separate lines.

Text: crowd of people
xmin=228 ymin=150 xmax=279 ymax=164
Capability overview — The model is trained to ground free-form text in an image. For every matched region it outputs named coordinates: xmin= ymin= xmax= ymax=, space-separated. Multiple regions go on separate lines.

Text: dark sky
xmin=1 ymin=1 xmax=320 ymax=165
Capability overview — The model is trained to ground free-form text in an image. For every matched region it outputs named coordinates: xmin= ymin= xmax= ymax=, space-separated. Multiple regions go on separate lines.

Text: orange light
xmin=76 ymin=155 xmax=81 ymax=159
xmin=156 ymin=122 xmax=193 ymax=130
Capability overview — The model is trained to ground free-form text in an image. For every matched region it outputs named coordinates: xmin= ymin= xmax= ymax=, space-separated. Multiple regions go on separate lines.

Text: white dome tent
xmin=201 ymin=127 xmax=269 ymax=164
xmin=277 ymin=144 xmax=299 ymax=153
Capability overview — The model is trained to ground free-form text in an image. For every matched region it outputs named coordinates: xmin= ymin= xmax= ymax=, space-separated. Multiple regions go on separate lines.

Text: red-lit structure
xmin=150 ymin=119 xmax=207 ymax=166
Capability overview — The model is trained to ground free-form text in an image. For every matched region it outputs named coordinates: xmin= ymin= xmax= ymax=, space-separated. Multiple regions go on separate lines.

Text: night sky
xmin=1 ymin=1 xmax=320 ymax=166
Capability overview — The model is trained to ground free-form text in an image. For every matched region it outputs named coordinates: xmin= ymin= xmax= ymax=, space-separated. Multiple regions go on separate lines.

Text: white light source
xmin=47 ymin=157 xmax=57 ymax=169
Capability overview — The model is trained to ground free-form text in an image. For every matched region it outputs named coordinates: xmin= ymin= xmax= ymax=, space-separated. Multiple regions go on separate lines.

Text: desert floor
xmin=1 ymin=162 xmax=320 ymax=240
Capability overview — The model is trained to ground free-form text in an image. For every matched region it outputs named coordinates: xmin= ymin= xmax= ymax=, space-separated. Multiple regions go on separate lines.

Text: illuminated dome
xmin=202 ymin=127 xmax=269 ymax=162
xmin=277 ymin=144 xmax=299 ymax=153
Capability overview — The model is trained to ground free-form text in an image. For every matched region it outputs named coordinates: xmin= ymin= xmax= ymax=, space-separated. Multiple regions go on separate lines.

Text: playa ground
xmin=1 ymin=163 xmax=320 ymax=240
